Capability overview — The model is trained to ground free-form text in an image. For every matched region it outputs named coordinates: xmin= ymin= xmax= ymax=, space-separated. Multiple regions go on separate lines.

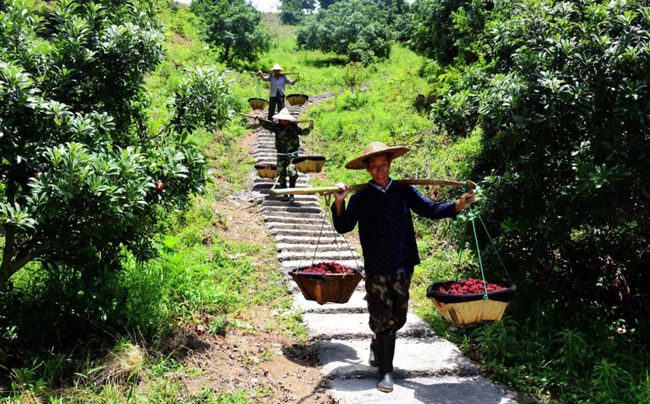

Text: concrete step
xmin=264 ymin=217 xmax=327 ymax=225
xmin=267 ymin=222 xmax=333 ymax=230
xmin=269 ymin=228 xmax=341 ymax=238
xmin=328 ymin=376 xmax=519 ymax=404
xmin=254 ymin=150 xmax=306 ymax=156
xmin=319 ymin=337 xmax=478 ymax=379
xmin=274 ymin=235 xmax=348 ymax=244
xmin=261 ymin=206 xmax=323 ymax=215
xmin=262 ymin=200 xmax=321 ymax=209
xmin=253 ymin=183 xmax=313 ymax=192
xmin=275 ymin=243 xmax=352 ymax=253
xmin=293 ymin=290 xmax=367 ymax=314
xmin=304 ymin=312 xmax=432 ymax=340
xmin=264 ymin=195 xmax=319 ymax=203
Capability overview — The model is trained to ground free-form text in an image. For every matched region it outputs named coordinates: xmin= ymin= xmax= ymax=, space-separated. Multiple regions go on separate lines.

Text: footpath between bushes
xmin=247 ymin=98 xmax=520 ymax=403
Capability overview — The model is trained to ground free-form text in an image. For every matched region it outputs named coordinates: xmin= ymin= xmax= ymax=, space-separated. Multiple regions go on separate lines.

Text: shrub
xmin=167 ymin=66 xmax=238 ymax=136
xmin=296 ymin=0 xmax=392 ymax=64
xmin=191 ymin=0 xmax=271 ymax=65
xmin=0 ymin=1 xmax=237 ymax=287
xmin=409 ymin=0 xmax=650 ymax=398
xmin=401 ymin=0 xmax=479 ymax=65
xmin=280 ymin=0 xmax=316 ymax=25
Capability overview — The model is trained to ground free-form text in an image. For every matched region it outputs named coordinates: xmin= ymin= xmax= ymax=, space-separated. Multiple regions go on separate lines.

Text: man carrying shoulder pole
xmin=331 ymin=141 xmax=475 ymax=393
xmin=258 ymin=108 xmax=313 ymax=202
xmin=257 ymin=63 xmax=299 ymax=120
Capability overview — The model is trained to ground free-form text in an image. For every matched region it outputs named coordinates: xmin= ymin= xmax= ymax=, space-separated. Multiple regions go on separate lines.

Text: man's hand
xmin=455 ymin=191 xmax=475 ymax=213
xmin=333 ymin=182 xmax=349 ymax=216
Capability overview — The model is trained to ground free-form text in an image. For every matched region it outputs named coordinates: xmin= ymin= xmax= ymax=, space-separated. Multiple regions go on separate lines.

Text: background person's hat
xmin=345 ymin=141 xmax=410 ymax=170
xmin=272 ymin=108 xmax=297 ymax=122
xmin=270 ymin=63 xmax=283 ymax=71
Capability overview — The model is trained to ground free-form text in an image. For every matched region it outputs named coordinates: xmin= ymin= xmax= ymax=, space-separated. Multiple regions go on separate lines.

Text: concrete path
xmin=247 ymin=99 xmax=519 ymax=403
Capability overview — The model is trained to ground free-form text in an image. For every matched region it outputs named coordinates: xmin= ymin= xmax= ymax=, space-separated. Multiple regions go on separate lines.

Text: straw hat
xmin=345 ymin=141 xmax=410 ymax=170
xmin=270 ymin=63 xmax=283 ymax=71
xmin=272 ymin=108 xmax=297 ymax=122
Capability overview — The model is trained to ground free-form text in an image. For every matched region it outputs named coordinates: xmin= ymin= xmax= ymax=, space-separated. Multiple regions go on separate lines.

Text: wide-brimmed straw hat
xmin=272 ymin=108 xmax=297 ymax=122
xmin=345 ymin=141 xmax=410 ymax=170
xmin=270 ymin=63 xmax=283 ymax=71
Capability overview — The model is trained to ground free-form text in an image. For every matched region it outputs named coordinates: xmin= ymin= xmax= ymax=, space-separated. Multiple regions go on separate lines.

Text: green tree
xmin=424 ymin=0 xmax=650 ymax=343
xmin=319 ymin=0 xmax=339 ymax=8
xmin=280 ymin=0 xmax=316 ymax=25
xmin=401 ymin=0 xmax=479 ymax=65
xmin=191 ymin=0 xmax=271 ymax=65
xmin=297 ymin=0 xmax=391 ymax=64
xmin=0 ymin=0 xmax=234 ymax=286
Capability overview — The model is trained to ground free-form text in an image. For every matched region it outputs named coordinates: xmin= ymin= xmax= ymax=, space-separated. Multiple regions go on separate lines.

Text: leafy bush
xmin=0 ymin=0 xmax=209 ymax=287
xmin=0 ymin=0 xmax=244 ymax=288
xmin=296 ymin=0 xmax=392 ymax=64
xmin=341 ymin=62 xmax=367 ymax=91
xmin=167 ymin=66 xmax=238 ymax=135
xmin=410 ymin=0 xmax=650 ymax=400
xmin=280 ymin=0 xmax=316 ymax=25
xmin=191 ymin=0 xmax=271 ymax=65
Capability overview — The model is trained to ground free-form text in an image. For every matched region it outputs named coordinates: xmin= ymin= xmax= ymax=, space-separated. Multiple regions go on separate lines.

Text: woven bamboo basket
xmin=248 ymin=97 xmax=268 ymax=110
xmin=290 ymin=269 xmax=362 ymax=305
xmin=254 ymin=163 xmax=277 ymax=178
xmin=427 ymin=280 xmax=516 ymax=326
xmin=286 ymin=93 xmax=309 ymax=106
xmin=293 ymin=156 xmax=326 ymax=173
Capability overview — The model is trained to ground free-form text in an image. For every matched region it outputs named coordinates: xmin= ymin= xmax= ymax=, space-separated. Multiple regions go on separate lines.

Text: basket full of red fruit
xmin=426 ymin=278 xmax=516 ymax=326
xmin=290 ymin=261 xmax=363 ymax=305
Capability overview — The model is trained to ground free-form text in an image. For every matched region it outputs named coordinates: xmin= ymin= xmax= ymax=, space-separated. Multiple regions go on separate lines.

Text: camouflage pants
xmin=276 ymin=154 xmax=297 ymax=189
xmin=365 ymin=271 xmax=413 ymax=335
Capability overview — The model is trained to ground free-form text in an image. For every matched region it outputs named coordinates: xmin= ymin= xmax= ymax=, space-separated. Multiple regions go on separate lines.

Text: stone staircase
xmin=248 ymin=100 xmax=519 ymax=403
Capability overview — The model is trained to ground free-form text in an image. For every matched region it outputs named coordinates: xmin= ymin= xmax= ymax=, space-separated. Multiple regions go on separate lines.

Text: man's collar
xmin=368 ymin=178 xmax=393 ymax=193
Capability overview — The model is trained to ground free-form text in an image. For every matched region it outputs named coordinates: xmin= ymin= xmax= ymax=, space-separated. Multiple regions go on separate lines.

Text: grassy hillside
xmin=9 ymin=3 xmax=643 ymax=402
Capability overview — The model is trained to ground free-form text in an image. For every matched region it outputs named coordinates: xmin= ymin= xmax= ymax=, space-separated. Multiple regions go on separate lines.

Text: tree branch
xmin=0 ymin=224 xmax=16 ymax=285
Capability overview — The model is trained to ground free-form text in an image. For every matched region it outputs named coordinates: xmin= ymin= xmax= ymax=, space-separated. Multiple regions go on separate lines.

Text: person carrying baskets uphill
xmin=257 ymin=64 xmax=299 ymax=120
xmin=331 ymin=141 xmax=475 ymax=393
xmin=258 ymin=108 xmax=313 ymax=202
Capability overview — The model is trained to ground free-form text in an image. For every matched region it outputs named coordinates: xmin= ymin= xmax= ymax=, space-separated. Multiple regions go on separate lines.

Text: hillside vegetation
xmin=1 ymin=0 xmax=648 ymax=402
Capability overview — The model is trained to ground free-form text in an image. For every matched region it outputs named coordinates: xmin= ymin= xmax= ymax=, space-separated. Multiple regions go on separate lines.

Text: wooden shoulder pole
xmin=268 ymin=179 xmax=476 ymax=197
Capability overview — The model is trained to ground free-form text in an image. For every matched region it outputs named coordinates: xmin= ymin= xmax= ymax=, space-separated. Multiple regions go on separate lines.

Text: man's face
xmin=366 ymin=154 xmax=391 ymax=186
xmin=279 ymin=119 xmax=290 ymax=126
xmin=273 ymin=70 xmax=281 ymax=77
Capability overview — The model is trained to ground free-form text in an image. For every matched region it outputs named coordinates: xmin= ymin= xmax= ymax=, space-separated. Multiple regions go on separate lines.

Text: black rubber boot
xmin=369 ymin=337 xmax=377 ymax=367
xmin=287 ymin=176 xmax=297 ymax=203
xmin=376 ymin=333 xmax=395 ymax=392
